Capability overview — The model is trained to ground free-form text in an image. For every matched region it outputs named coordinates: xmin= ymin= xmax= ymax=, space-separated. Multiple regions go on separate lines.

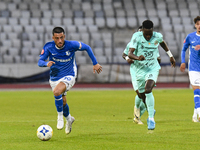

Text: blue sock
xmin=194 ymin=89 xmax=200 ymax=109
xmin=63 ymin=104 xmax=69 ymax=117
xmin=54 ymin=95 xmax=63 ymax=112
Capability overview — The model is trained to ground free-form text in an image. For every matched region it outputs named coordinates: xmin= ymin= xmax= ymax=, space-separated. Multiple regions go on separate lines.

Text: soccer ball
xmin=37 ymin=125 xmax=53 ymax=141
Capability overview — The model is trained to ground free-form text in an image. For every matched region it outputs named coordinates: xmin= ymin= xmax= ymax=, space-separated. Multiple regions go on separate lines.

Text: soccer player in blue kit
xmin=180 ymin=16 xmax=200 ymax=122
xmin=38 ymin=27 xmax=102 ymax=134
xmin=128 ymin=20 xmax=176 ymax=130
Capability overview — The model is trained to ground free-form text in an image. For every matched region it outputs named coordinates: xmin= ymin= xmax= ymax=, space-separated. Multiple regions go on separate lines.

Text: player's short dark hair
xmin=142 ymin=20 xmax=154 ymax=29
xmin=137 ymin=26 xmax=142 ymax=31
xmin=194 ymin=16 xmax=200 ymax=24
xmin=52 ymin=27 xmax=65 ymax=35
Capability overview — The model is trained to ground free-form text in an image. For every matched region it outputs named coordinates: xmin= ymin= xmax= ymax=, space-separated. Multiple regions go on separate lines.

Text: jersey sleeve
xmin=181 ymin=35 xmax=190 ymax=63
xmin=157 ymin=32 xmax=164 ymax=43
xmin=157 ymin=52 xmax=160 ymax=57
xmin=71 ymin=41 xmax=98 ymax=65
xmin=123 ymin=42 xmax=130 ymax=55
xmin=129 ymin=32 xmax=139 ymax=49
xmin=70 ymin=41 xmax=82 ymax=51
xmin=38 ymin=44 xmax=50 ymax=67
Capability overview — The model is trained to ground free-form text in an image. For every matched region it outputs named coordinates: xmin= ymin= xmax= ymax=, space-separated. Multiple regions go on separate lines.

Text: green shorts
xmin=136 ymin=69 xmax=159 ymax=93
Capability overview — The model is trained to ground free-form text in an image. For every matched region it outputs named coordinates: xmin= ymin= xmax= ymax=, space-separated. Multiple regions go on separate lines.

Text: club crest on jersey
xmin=154 ymin=41 xmax=158 ymax=45
xmin=41 ymin=49 xmax=44 ymax=55
xmin=66 ymin=51 xmax=70 ymax=56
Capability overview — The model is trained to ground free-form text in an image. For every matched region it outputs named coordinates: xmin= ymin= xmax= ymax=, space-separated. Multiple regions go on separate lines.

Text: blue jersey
xmin=38 ymin=40 xmax=98 ymax=81
xmin=181 ymin=32 xmax=200 ymax=71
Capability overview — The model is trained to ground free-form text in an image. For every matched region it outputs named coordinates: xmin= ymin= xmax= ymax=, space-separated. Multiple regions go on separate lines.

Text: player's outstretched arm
xmin=159 ymin=41 xmax=169 ymax=52
xmin=93 ymin=64 xmax=102 ymax=74
xmin=180 ymin=63 xmax=186 ymax=72
xmin=159 ymin=41 xmax=176 ymax=67
xmin=170 ymin=57 xmax=176 ymax=67
xmin=78 ymin=42 xmax=102 ymax=74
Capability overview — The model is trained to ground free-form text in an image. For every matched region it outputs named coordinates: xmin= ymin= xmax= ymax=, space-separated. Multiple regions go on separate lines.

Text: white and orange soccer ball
xmin=37 ymin=125 xmax=53 ymax=141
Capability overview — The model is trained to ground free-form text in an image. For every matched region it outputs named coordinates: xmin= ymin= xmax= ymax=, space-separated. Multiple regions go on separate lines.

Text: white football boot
xmin=192 ymin=117 xmax=199 ymax=122
xmin=57 ymin=118 xmax=64 ymax=130
xmin=133 ymin=106 xmax=143 ymax=125
xmin=192 ymin=111 xmax=199 ymax=122
xmin=65 ymin=116 xmax=75 ymax=134
xmin=133 ymin=117 xmax=144 ymax=125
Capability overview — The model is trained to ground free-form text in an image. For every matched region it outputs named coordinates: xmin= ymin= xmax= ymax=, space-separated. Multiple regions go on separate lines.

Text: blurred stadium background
xmin=0 ymin=0 xmax=196 ymax=85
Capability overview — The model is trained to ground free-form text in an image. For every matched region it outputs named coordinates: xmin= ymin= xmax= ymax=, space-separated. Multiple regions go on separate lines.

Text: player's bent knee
xmin=53 ymin=89 xmax=62 ymax=96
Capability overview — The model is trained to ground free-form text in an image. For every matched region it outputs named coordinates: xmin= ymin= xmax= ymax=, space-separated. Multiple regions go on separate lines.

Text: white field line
xmin=0 ymin=119 xmax=133 ymax=123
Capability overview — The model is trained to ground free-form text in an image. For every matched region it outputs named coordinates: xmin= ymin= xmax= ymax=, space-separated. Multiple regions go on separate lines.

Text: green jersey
xmin=123 ymin=42 xmax=137 ymax=90
xmin=129 ymin=31 xmax=162 ymax=74
xmin=123 ymin=39 xmax=161 ymax=91
xmin=123 ymin=42 xmax=134 ymax=68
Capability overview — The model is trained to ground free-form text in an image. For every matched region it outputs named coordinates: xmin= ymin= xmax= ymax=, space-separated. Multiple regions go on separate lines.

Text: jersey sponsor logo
xmin=66 ymin=51 xmax=70 ymax=56
xmin=41 ymin=49 xmax=44 ymax=55
xmin=52 ymin=57 xmax=72 ymax=62
xmin=144 ymin=50 xmax=153 ymax=58
xmin=147 ymin=58 xmax=154 ymax=61
xmin=192 ymin=41 xmax=195 ymax=43
xmin=52 ymin=53 xmax=57 ymax=55
xmin=192 ymin=45 xmax=200 ymax=50
xmin=138 ymin=62 xmax=155 ymax=67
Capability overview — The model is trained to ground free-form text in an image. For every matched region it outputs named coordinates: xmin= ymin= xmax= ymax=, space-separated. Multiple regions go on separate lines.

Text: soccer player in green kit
xmin=123 ymin=26 xmax=160 ymax=125
xmin=123 ymin=41 xmax=146 ymax=125
xmin=123 ymin=26 xmax=148 ymax=125
xmin=128 ymin=20 xmax=176 ymax=130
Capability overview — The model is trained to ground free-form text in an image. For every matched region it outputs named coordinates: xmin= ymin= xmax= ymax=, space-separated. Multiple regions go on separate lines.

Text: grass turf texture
xmin=0 ymin=89 xmax=199 ymax=150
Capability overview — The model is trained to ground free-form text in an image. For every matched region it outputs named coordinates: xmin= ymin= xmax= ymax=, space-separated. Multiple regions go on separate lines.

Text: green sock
xmin=140 ymin=101 xmax=146 ymax=117
xmin=145 ymin=92 xmax=155 ymax=118
xmin=135 ymin=95 xmax=142 ymax=108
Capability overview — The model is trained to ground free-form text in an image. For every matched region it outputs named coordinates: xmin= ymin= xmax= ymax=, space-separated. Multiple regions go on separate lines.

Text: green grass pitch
xmin=0 ymin=89 xmax=199 ymax=150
